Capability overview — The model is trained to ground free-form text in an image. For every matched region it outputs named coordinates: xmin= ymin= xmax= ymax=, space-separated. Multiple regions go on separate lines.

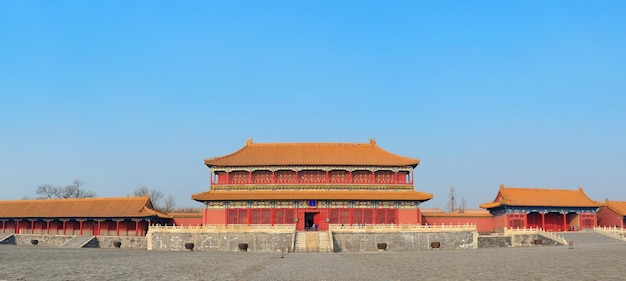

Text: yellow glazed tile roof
xmin=479 ymin=184 xmax=601 ymax=209
xmin=192 ymin=190 xmax=432 ymax=201
xmin=204 ymin=139 xmax=420 ymax=167
xmin=605 ymin=200 xmax=626 ymax=216
xmin=0 ymin=196 xmax=171 ymax=219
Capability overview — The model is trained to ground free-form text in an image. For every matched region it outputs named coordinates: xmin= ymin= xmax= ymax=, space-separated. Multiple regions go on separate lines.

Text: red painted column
xmin=523 ymin=213 xmax=528 ymax=229
xmin=1 ymin=220 xmax=4 ymax=233
xmin=325 ymin=171 xmax=329 ymax=183
xmin=562 ymin=212 xmax=567 ymax=231
xmin=505 ymin=214 xmax=509 ymax=229
xmin=249 ymin=171 xmax=253 ymax=184
xmin=541 ymin=212 xmax=545 ymax=230
xmin=79 ymin=220 xmax=84 ymax=235
xmin=46 ymin=220 xmax=51 ymax=235
xmin=62 ymin=220 xmax=67 ymax=235
xmin=135 ymin=220 xmax=140 ymax=236
xmin=295 ymin=171 xmax=299 ymax=182
xmin=348 ymin=171 xmax=352 ymax=183
xmin=393 ymin=172 xmax=397 ymax=184
xmin=272 ymin=171 xmax=275 ymax=183
xmin=97 ymin=220 xmax=101 ymax=236
xmin=578 ymin=213 xmax=583 ymax=231
xmin=17 ymin=220 xmax=21 ymax=234
xmin=30 ymin=220 xmax=35 ymax=234
xmin=226 ymin=171 xmax=230 ymax=184
xmin=370 ymin=170 xmax=375 ymax=183
xmin=116 ymin=220 xmax=120 ymax=236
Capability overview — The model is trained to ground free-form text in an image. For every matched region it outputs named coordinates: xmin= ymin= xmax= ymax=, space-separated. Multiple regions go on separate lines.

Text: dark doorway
xmin=305 ymin=212 xmax=318 ymax=231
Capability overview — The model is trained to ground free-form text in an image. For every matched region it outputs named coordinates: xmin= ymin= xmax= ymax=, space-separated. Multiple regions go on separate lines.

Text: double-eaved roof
xmin=204 ymin=139 xmax=420 ymax=167
xmin=0 ymin=196 xmax=171 ymax=219
xmin=192 ymin=190 xmax=433 ymax=202
xmin=480 ymin=184 xmax=601 ymax=209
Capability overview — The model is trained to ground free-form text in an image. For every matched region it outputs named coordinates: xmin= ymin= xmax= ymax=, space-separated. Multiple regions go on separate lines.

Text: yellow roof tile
xmin=605 ymin=200 xmax=626 ymax=216
xmin=0 ymin=196 xmax=171 ymax=219
xmin=479 ymin=184 xmax=601 ymax=209
xmin=192 ymin=190 xmax=432 ymax=201
xmin=204 ymin=139 xmax=420 ymax=167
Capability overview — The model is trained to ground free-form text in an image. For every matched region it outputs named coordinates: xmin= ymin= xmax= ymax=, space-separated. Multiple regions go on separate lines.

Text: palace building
xmin=596 ymin=199 xmax=626 ymax=229
xmin=192 ymin=139 xmax=433 ymax=231
xmin=480 ymin=185 xmax=601 ymax=232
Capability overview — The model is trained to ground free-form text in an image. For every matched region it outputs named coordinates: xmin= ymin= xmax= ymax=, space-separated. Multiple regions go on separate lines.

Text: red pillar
xmin=505 ymin=214 xmax=509 ymax=229
xmin=562 ymin=212 xmax=567 ymax=231
xmin=79 ymin=220 xmax=84 ymax=235
xmin=1 ymin=220 xmax=4 ymax=233
xmin=135 ymin=220 xmax=140 ymax=236
xmin=370 ymin=170 xmax=375 ymax=183
xmin=393 ymin=172 xmax=397 ymax=184
xmin=578 ymin=213 xmax=583 ymax=231
xmin=272 ymin=171 xmax=275 ymax=183
xmin=116 ymin=220 xmax=120 ymax=236
xmin=295 ymin=171 xmax=299 ymax=182
xmin=30 ymin=220 xmax=35 ymax=234
xmin=97 ymin=220 xmax=101 ymax=236
xmin=249 ymin=171 xmax=253 ymax=184
xmin=46 ymin=220 xmax=50 ymax=235
xmin=325 ymin=170 xmax=329 ymax=183
xmin=348 ymin=171 xmax=352 ymax=183
xmin=523 ymin=213 xmax=527 ymax=229
xmin=16 ymin=220 xmax=21 ymax=234
xmin=62 ymin=220 xmax=67 ymax=235
xmin=541 ymin=212 xmax=545 ymax=230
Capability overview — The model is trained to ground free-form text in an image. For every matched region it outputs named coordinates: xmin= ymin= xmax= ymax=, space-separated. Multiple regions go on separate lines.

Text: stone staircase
xmin=559 ymin=231 xmax=624 ymax=245
xmin=60 ymin=236 xmax=96 ymax=248
xmin=0 ymin=234 xmax=15 ymax=244
xmin=294 ymin=231 xmax=333 ymax=252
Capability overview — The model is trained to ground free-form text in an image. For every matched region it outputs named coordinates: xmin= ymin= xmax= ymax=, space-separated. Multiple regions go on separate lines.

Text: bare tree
xmin=36 ymin=183 xmax=58 ymax=199
xmin=35 ymin=179 xmax=95 ymax=199
xmin=133 ymin=186 xmax=167 ymax=211
xmin=162 ymin=194 xmax=176 ymax=213
xmin=446 ymin=186 xmax=456 ymax=213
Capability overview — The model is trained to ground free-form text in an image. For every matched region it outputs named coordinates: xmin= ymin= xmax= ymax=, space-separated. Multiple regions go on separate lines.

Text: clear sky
xmin=1 ymin=1 xmax=625 ymax=209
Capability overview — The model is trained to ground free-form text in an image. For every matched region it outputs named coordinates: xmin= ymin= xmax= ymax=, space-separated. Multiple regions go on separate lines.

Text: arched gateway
xmin=192 ymin=139 xmax=433 ymax=231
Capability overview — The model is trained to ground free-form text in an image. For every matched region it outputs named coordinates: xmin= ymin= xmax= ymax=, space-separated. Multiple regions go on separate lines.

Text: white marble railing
xmin=594 ymin=226 xmax=626 ymax=241
xmin=149 ymin=224 xmax=296 ymax=232
xmin=329 ymin=223 xmax=477 ymax=232
xmin=504 ymin=227 xmax=567 ymax=245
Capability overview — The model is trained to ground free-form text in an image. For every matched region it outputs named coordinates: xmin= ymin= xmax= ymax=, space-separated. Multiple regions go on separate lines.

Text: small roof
xmin=192 ymin=190 xmax=432 ymax=201
xmin=204 ymin=139 xmax=420 ymax=167
xmin=0 ymin=196 xmax=171 ymax=219
xmin=479 ymin=184 xmax=601 ymax=209
xmin=604 ymin=200 xmax=626 ymax=216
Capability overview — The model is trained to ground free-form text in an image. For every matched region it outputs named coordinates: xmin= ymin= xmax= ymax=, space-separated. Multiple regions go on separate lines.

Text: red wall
xmin=422 ymin=215 xmax=494 ymax=233
xmin=398 ymin=209 xmax=419 ymax=224
xmin=173 ymin=217 xmax=204 ymax=226
xmin=597 ymin=207 xmax=623 ymax=227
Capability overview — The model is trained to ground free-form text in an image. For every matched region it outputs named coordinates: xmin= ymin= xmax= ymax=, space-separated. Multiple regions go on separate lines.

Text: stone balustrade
xmin=149 ymin=224 xmax=296 ymax=233
xmin=329 ymin=223 xmax=477 ymax=233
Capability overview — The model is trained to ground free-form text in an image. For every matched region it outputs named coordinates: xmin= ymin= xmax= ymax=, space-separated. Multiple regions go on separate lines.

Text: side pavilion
xmin=480 ymin=185 xmax=601 ymax=232
xmin=597 ymin=199 xmax=626 ymax=228
xmin=0 ymin=196 xmax=171 ymax=236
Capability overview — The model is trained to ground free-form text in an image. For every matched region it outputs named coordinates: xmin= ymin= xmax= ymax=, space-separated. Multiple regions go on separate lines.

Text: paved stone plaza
xmin=1 ymin=239 xmax=625 ymax=281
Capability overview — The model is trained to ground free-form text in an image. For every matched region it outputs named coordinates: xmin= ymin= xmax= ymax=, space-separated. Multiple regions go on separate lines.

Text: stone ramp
xmin=60 ymin=236 xmax=96 ymax=248
xmin=0 ymin=234 xmax=15 ymax=244
xmin=559 ymin=231 xmax=624 ymax=245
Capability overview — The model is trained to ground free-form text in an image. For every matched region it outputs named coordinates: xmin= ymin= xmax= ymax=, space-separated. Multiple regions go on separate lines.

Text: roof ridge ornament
xmin=369 ymin=138 xmax=376 ymax=145
xmin=246 ymin=138 xmax=253 ymax=145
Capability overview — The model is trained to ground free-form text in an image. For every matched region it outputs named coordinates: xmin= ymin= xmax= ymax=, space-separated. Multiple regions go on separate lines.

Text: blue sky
xmin=1 ymin=1 xmax=625 ymax=209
